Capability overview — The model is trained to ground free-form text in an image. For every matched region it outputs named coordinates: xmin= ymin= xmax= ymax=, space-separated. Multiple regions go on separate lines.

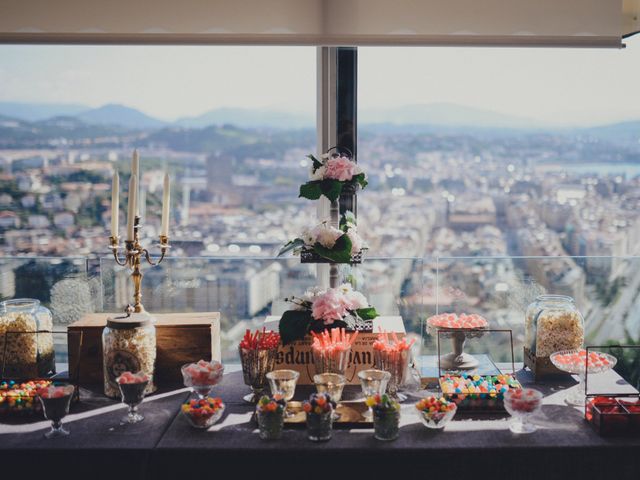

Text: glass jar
xmin=0 ymin=299 xmax=55 ymax=378
xmin=525 ymin=295 xmax=584 ymax=358
xmin=306 ymin=410 xmax=333 ymax=441
xmin=102 ymin=313 xmax=156 ymax=398
xmin=373 ymin=408 xmax=400 ymax=441
xmin=257 ymin=410 xmax=284 ymax=440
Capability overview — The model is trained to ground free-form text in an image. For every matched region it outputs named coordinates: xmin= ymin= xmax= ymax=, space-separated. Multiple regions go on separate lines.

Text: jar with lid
xmin=102 ymin=313 xmax=156 ymax=398
xmin=0 ymin=298 xmax=55 ymax=378
xmin=525 ymin=294 xmax=584 ymax=358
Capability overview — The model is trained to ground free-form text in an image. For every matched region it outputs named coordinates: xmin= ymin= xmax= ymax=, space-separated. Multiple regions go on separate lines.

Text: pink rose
xmin=325 ymin=156 xmax=357 ymax=182
xmin=312 ymin=289 xmax=348 ymax=325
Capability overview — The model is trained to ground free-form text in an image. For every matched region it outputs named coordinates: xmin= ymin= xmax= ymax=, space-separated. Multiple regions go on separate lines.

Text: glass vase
xmin=257 ymin=410 xmax=284 ymax=440
xmin=306 ymin=411 xmax=332 ymax=441
xmin=373 ymin=409 xmax=400 ymax=441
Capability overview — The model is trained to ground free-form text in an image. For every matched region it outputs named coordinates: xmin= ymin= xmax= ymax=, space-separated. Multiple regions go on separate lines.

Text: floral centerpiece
xmin=278 ymin=212 xmax=366 ymax=263
xmin=299 ymin=152 xmax=368 ymax=202
xmin=280 ymin=283 xmax=378 ymax=345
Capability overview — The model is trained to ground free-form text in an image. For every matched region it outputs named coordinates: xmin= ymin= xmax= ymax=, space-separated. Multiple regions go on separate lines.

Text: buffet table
xmin=1 ymin=369 xmax=639 ymax=480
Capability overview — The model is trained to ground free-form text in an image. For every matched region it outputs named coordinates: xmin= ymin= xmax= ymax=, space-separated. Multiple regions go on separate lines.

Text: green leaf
xmin=313 ymin=233 xmax=353 ymax=263
xmin=354 ymin=173 xmax=368 ymax=190
xmin=319 ymin=179 xmax=343 ymax=202
xmin=340 ymin=211 xmax=357 ymax=230
xmin=307 ymin=154 xmax=323 ymax=171
xmin=299 ymin=181 xmax=322 ymax=200
xmin=277 ymin=238 xmax=305 ymax=257
xmin=279 ymin=310 xmax=313 ymax=345
xmin=356 ymin=307 xmax=379 ymax=320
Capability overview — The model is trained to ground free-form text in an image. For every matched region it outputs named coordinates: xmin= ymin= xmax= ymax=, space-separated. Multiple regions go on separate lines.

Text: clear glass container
xmin=102 ymin=313 xmax=156 ymax=398
xmin=306 ymin=410 xmax=333 ymax=441
xmin=525 ymin=294 xmax=584 ymax=358
xmin=0 ymin=299 xmax=55 ymax=378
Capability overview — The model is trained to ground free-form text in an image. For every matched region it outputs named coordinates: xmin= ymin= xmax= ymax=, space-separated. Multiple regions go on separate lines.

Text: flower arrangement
xmin=303 ymin=392 xmax=336 ymax=415
xmin=278 ymin=212 xmax=366 ymax=263
xmin=279 ymin=283 xmax=378 ymax=344
xmin=299 ymin=152 xmax=368 ymax=202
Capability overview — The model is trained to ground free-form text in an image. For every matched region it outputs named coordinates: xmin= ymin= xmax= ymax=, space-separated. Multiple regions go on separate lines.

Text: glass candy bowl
xmin=550 ymin=349 xmax=617 ymax=406
xmin=181 ymin=360 xmax=224 ymax=399
xmin=503 ymin=388 xmax=543 ymax=433
xmin=415 ymin=396 xmax=457 ymax=429
xmin=181 ymin=397 xmax=225 ymax=429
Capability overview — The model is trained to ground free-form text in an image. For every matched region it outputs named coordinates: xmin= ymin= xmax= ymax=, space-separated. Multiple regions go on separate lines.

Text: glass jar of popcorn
xmin=525 ymin=295 xmax=584 ymax=358
xmin=102 ymin=313 xmax=156 ymax=398
xmin=0 ymin=299 xmax=55 ymax=378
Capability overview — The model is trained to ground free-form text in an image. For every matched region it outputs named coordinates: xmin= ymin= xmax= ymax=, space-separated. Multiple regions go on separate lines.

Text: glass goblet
xmin=37 ymin=384 xmax=75 ymax=439
xmin=358 ymin=369 xmax=391 ymax=420
xmin=266 ymin=369 xmax=300 ymax=417
xmin=118 ymin=379 xmax=149 ymax=424
xmin=314 ymin=373 xmax=346 ymax=420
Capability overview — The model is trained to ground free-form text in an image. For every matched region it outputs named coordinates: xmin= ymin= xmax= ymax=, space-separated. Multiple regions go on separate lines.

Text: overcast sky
xmin=0 ymin=36 xmax=638 ymax=126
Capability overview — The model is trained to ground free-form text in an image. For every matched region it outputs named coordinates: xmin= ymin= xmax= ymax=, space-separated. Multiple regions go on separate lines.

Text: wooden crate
xmin=68 ymin=312 xmax=220 ymax=385
xmin=523 ymin=346 xmax=567 ymax=380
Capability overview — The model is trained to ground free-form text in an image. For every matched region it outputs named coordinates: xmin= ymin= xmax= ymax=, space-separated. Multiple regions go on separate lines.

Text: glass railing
xmin=1 ymin=255 xmax=638 ymax=365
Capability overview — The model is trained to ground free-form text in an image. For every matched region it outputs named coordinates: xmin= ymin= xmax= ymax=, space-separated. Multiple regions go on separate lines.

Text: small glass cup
xmin=306 ymin=410 xmax=333 ymax=442
xmin=181 ymin=360 xmax=224 ymax=399
xmin=239 ymin=347 xmax=278 ymax=403
xmin=373 ymin=409 xmax=400 ymax=441
xmin=358 ymin=369 xmax=391 ymax=420
xmin=314 ymin=373 xmax=346 ymax=421
xmin=267 ymin=369 xmax=300 ymax=416
xmin=117 ymin=378 xmax=149 ymax=424
xmin=503 ymin=388 xmax=543 ymax=434
xmin=257 ymin=410 xmax=284 ymax=440
xmin=37 ymin=384 xmax=75 ymax=439
xmin=374 ymin=349 xmax=410 ymax=402
xmin=417 ymin=405 xmax=457 ymax=429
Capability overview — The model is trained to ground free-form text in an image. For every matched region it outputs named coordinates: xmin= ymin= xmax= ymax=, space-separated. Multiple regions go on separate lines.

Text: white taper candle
xmin=111 ymin=171 xmax=119 ymax=238
xmin=132 ymin=150 xmax=140 ymax=215
xmin=160 ymin=173 xmax=170 ymax=237
xmin=126 ymin=174 xmax=138 ymax=241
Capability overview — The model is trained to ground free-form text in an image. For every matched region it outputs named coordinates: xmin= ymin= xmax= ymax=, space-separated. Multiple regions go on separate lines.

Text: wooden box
xmin=523 ymin=346 xmax=566 ymax=380
xmin=264 ymin=316 xmax=406 ymax=385
xmin=68 ymin=312 xmax=220 ymax=385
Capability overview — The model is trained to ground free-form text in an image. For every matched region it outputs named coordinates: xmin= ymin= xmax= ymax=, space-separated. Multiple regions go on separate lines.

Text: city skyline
xmin=0 ymin=37 xmax=639 ymax=126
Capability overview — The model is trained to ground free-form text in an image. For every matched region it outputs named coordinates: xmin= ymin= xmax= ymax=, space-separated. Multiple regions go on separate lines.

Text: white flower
xmin=346 ymin=290 xmax=369 ymax=310
xmin=300 ymin=227 xmax=315 ymax=245
xmin=310 ymin=222 xmax=342 ymax=248
xmin=347 ymin=227 xmax=364 ymax=254
xmin=310 ymin=164 xmax=327 ymax=181
xmin=338 ymin=283 xmax=353 ymax=295
xmin=301 ymin=286 xmax=325 ymax=305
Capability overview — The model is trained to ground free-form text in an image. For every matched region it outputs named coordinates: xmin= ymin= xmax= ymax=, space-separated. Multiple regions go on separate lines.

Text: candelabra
xmin=109 ymin=216 xmax=170 ymax=313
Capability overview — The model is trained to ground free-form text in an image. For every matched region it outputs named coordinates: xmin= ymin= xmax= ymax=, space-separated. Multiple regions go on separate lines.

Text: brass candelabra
xmin=109 ymin=216 xmax=170 ymax=313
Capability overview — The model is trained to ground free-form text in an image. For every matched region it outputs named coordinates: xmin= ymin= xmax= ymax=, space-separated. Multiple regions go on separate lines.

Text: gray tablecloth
xmin=1 ymin=370 xmax=639 ymax=480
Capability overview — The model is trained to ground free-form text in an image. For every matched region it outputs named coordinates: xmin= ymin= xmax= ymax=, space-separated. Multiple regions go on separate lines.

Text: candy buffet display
xmin=524 ymin=295 xmax=584 ymax=378
xmin=181 ymin=359 xmax=224 ymax=399
xmin=181 ymin=397 xmax=225 ymax=429
xmin=503 ymin=388 xmax=543 ymax=434
xmin=586 ymin=396 xmax=640 ymax=437
xmin=311 ymin=328 xmax=357 ymax=376
xmin=239 ymin=328 xmax=280 ymax=403
xmin=117 ymin=371 xmax=150 ymax=424
xmin=426 ymin=312 xmax=488 ymax=370
xmin=303 ymin=392 xmax=336 ymax=441
xmin=367 ymin=394 xmax=401 ymax=441
xmin=256 ymin=395 xmax=286 ymax=440
xmin=549 ymin=349 xmax=616 ymax=406
xmin=415 ymin=396 xmax=457 ymax=429
xmin=102 ymin=313 xmax=156 ymax=398
xmin=37 ymin=384 xmax=75 ymax=438
xmin=0 ymin=379 xmax=52 ymax=414
xmin=0 ymin=299 xmax=55 ymax=378
xmin=373 ymin=331 xmax=414 ymax=401
xmin=439 ymin=373 xmax=522 ymax=411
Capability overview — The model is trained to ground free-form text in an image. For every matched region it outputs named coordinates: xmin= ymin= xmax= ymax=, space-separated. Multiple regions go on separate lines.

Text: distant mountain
xmin=360 ymin=103 xmax=541 ymax=129
xmin=76 ymin=104 xmax=166 ymax=129
xmin=0 ymin=101 xmax=88 ymax=122
xmin=176 ymin=107 xmax=313 ymax=129
xmin=581 ymin=120 xmax=640 ymax=145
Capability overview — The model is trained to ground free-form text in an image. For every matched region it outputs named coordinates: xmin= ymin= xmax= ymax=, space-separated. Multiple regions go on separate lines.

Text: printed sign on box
xmin=264 ymin=315 xmax=406 ymax=385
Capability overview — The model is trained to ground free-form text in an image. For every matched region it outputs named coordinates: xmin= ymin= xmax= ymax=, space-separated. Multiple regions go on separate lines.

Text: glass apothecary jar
xmin=102 ymin=313 xmax=156 ymax=398
xmin=525 ymin=295 xmax=584 ymax=358
xmin=0 ymin=299 xmax=55 ymax=378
